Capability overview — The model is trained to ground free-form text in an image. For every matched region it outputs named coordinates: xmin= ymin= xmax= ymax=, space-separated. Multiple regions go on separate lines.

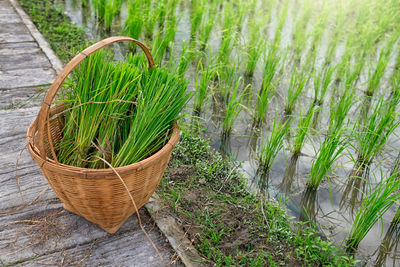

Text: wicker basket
xmin=26 ymin=37 xmax=180 ymax=233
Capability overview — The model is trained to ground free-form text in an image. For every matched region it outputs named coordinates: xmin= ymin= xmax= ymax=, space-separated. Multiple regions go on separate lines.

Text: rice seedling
xmin=124 ymin=3 xmax=144 ymax=48
xmin=292 ymin=0 xmax=312 ymax=64
xmin=164 ymin=0 xmax=179 ymax=53
xmin=156 ymin=0 xmax=167 ymax=30
xmin=104 ymin=0 xmax=118 ymax=31
xmin=272 ymin=0 xmax=289 ymax=48
xmin=151 ymin=32 xmax=167 ymax=65
xmin=221 ymin=77 xmax=248 ymax=136
xmin=327 ymin=81 xmax=355 ymax=136
xmin=142 ymin=0 xmax=157 ymax=40
xmin=193 ymin=60 xmax=217 ymax=116
xmin=253 ymin=81 xmax=275 ymax=128
xmin=304 ymin=3 xmax=329 ymax=68
xmin=285 ymin=68 xmax=309 ymax=115
xmin=198 ymin=2 xmax=216 ymax=51
xmin=353 ymin=96 xmax=400 ymax=173
xmin=217 ymin=24 xmax=235 ymax=66
xmin=312 ymin=66 xmax=335 ymax=107
xmin=307 ymin=130 xmax=347 ymax=190
xmin=252 ymin=48 xmax=281 ymax=127
xmin=57 ymin=50 xmax=190 ymax=168
xmin=175 ymin=41 xmax=192 ymax=78
xmin=245 ymin=34 xmax=265 ymax=78
xmin=345 ymin=170 xmax=400 ymax=255
xmin=190 ymin=0 xmax=204 ymax=42
xmin=365 ymin=43 xmax=393 ymax=97
xmin=93 ymin=0 xmax=106 ymax=21
xmin=259 ymin=112 xmax=291 ymax=175
xmin=291 ymin=104 xmax=318 ymax=155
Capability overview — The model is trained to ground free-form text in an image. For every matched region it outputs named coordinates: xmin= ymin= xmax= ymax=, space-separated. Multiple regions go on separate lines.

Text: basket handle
xmin=35 ymin=36 xmax=155 ymax=162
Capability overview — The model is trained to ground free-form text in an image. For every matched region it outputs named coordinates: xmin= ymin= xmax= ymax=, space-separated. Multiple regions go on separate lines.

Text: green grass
xmin=19 ymin=0 xmax=87 ymax=62
xmin=157 ymin=130 xmax=355 ymax=266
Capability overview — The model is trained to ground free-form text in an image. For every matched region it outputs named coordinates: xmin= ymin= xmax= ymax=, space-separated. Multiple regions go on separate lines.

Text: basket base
xmin=63 ymin=204 xmax=122 ymax=234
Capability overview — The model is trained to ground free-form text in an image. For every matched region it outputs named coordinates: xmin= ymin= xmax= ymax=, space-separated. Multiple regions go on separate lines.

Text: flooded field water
xmin=54 ymin=0 xmax=400 ymax=265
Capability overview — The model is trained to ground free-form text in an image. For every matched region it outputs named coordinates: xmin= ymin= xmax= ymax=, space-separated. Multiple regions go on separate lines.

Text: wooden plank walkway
xmin=0 ymin=0 xmax=182 ymax=265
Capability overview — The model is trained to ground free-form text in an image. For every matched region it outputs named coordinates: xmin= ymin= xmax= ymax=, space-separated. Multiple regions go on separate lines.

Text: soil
xmin=157 ymin=165 xmax=308 ymax=266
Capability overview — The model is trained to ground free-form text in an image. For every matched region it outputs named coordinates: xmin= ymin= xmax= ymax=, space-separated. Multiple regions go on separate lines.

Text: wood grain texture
xmin=0 ymin=107 xmax=180 ymax=266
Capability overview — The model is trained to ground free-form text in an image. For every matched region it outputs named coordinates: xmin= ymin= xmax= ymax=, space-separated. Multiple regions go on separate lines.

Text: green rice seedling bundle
xmin=245 ymin=31 xmax=265 ymax=78
xmin=365 ymin=42 xmax=393 ymax=97
xmin=164 ymin=0 xmax=178 ymax=51
xmin=345 ymin=170 xmax=400 ymax=254
xmin=312 ymin=66 xmax=335 ymax=107
xmin=307 ymin=130 xmax=347 ymax=190
xmin=253 ymin=81 xmax=275 ymax=128
xmin=272 ymin=0 xmax=289 ymax=48
xmin=292 ymin=0 xmax=312 ymax=64
xmin=141 ymin=0 xmax=157 ymax=40
xmin=175 ymin=42 xmax=192 ymax=78
xmin=190 ymin=0 xmax=204 ymax=42
xmin=104 ymin=0 xmax=118 ymax=31
xmin=93 ymin=0 xmax=106 ymax=21
xmin=193 ymin=60 xmax=217 ymax=116
xmin=56 ymin=50 xmax=190 ymax=168
xmin=292 ymin=104 xmax=318 ymax=155
xmin=221 ymin=77 xmax=248 ymax=136
xmin=354 ymin=97 xmax=400 ymax=172
xmin=124 ymin=3 xmax=144 ymax=47
xmin=259 ymin=112 xmax=291 ymax=174
xmin=285 ymin=67 xmax=309 ymax=115
xmin=156 ymin=0 xmax=167 ymax=30
xmin=305 ymin=4 xmax=329 ymax=67
xmin=327 ymin=81 xmax=355 ymax=136
xmin=198 ymin=2 xmax=216 ymax=51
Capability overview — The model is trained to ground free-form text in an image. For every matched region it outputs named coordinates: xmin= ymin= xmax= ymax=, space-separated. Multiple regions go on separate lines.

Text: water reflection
xmin=280 ymin=153 xmax=299 ymax=195
xmin=340 ymin=165 xmax=369 ymax=217
xmin=299 ymin=187 xmax=318 ymax=227
xmin=373 ymin=211 xmax=400 ymax=267
xmin=220 ymin=132 xmax=232 ymax=156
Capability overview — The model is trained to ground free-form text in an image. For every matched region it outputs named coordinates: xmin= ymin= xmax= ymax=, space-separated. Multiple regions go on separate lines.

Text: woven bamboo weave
xmin=26 ymin=37 xmax=180 ymax=233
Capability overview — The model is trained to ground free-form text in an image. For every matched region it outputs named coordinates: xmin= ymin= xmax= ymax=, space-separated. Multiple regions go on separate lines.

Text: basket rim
xmin=26 ymin=118 xmax=180 ymax=176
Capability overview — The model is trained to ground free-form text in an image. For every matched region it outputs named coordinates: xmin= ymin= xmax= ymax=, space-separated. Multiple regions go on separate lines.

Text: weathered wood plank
xmin=0 ymin=42 xmax=41 ymax=56
xmin=0 ymin=201 xmax=179 ymax=266
xmin=0 ymin=86 xmax=46 ymax=109
xmin=0 ymin=0 xmax=14 ymax=14
xmin=0 ymin=53 xmax=52 ymax=71
xmin=0 ymin=13 xmax=21 ymax=23
xmin=0 ymin=108 xmax=180 ymax=266
xmin=0 ymin=107 xmax=57 ymax=211
xmin=0 ymin=67 xmax=54 ymax=89
xmin=12 ymin=223 xmax=180 ymax=266
xmin=0 ymin=23 xmax=34 ymax=43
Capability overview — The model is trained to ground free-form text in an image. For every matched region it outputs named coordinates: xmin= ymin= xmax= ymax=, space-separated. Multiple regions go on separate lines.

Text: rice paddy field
xmin=46 ymin=0 xmax=400 ymax=264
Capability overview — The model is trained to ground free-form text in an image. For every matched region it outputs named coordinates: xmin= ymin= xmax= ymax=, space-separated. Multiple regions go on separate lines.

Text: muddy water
xmin=55 ymin=0 xmax=400 ymax=265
